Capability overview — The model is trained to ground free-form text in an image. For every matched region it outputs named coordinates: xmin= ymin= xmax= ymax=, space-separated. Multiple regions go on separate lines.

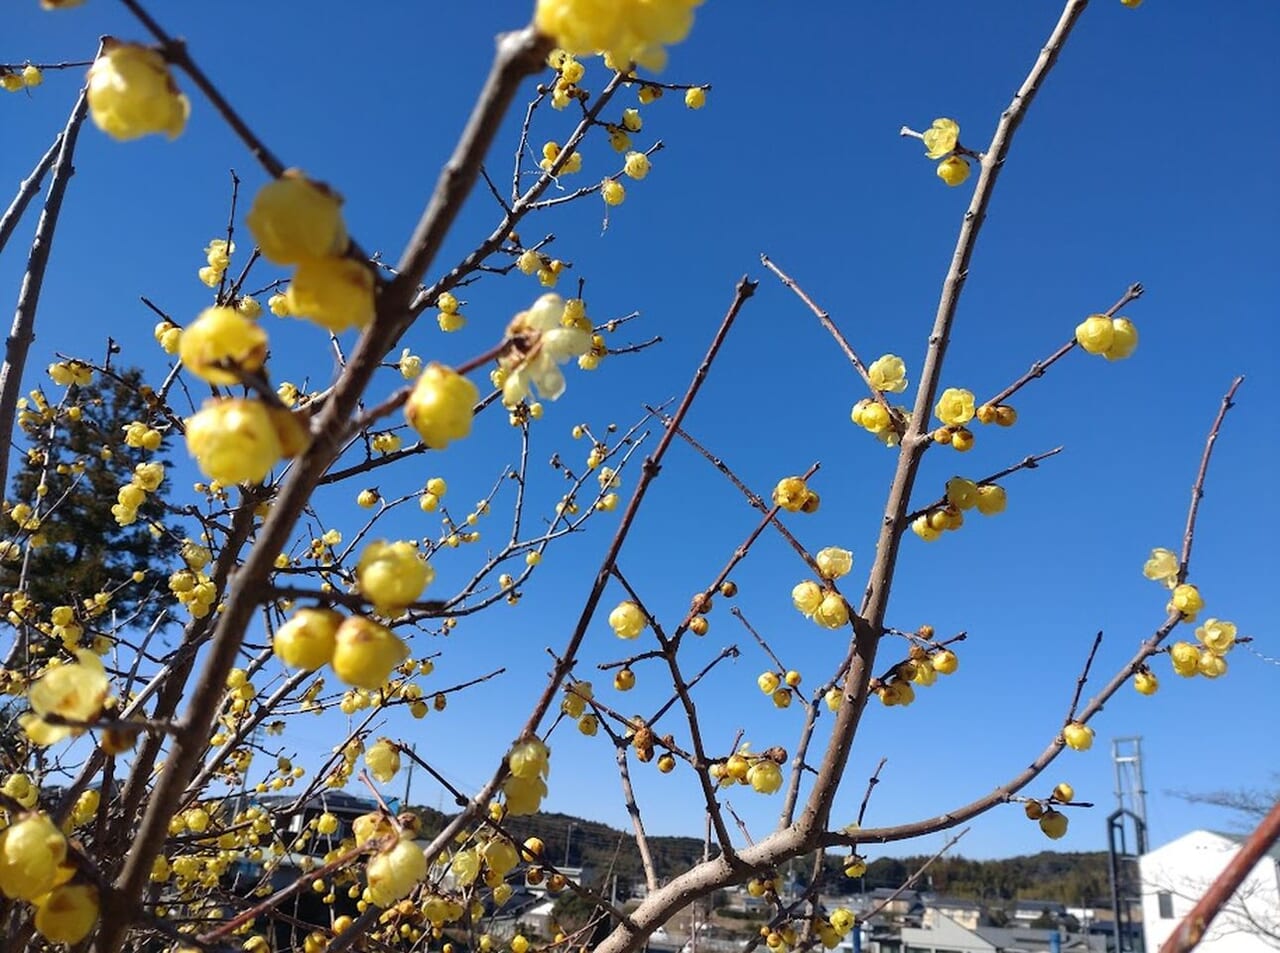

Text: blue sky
xmin=4 ymin=1 xmax=1277 ymax=867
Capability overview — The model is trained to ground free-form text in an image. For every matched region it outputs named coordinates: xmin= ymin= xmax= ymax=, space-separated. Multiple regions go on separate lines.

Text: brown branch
xmin=903 ymin=446 xmax=1063 ymax=524
xmin=797 ymin=0 xmax=1092 ymax=843
xmin=0 ymin=132 xmax=61 ymax=259
xmin=1179 ymin=376 xmax=1244 ymax=581
xmin=1159 ymin=798 xmax=1280 ymax=953
xmin=1065 ymin=631 xmax=1104 ymax=722
xmin=981 ymin=282 xmax=1143 ymax=409
xmin=760 ymin=254 xmax=902 ymax=437
xmin=856 ymin=758 xmax=889 ymax=829
xmin=119 ymin=0 xmax=287 ymax=177
xmin=97 ymin=23 xmax=552 ymax=952
xmin=0 ymin=74 xmax=91 ymax=498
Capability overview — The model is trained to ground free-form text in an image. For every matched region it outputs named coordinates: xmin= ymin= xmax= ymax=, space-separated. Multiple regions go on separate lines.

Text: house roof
xmin=926 ymin=895 xmax=986 ymax=910
xmin=975 ymin=926 xmax=1105 ymax=952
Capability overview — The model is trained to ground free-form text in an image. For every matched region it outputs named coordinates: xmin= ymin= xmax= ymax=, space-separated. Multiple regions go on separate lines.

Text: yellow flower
xmin=33 ymin=883 xmax=99 ymax=944
xmin=284 ymin=257 xmax=375 ymax=333
xmin=367 ymin=838 xmax=427 ymax=907
xmin=813 ymin=593 xmax=850 ymax=629
xmin=357 ymin=540 xmax=433 ymax=612
xmin=405 ymin=363 xmax=480 ymax=449
xmin=1062 ymin=722 xmax=1094 ymax=751
xmin=974 ymin=484 xmax=1007 ymax=516
xmin=1167 ymin=583 xmax=1204 ymax=622
xmin=246 ymin=171 xmax=349 ymax=265
xmin=534 ymin=0 xmax=701 ymax=72
xmin=331 ymin=616 xmax=409 ymax=689
xmin=1074 ymin=315 xmax=1113 ymax=355
xmin=501 ymin=294 xmax=592 ymax=405
xmin=912 ymin=515 xmax=941 ymax=542
xmin=1 ymin=73 xmax=23 ymax=93
xmin=867 ymin=354 xmax=908 ymax=393
xmin=1170 ymin=640 xmax=1200 ymax=677
xmin=1142 ymin=547 xmax=1179 ymax=587
xmin=609 ymin=600 xmax=646 ymax=639
xmin=179 ymin=306 xmax=268 ymax=385
xmin=1105 ymin=318 xmax=1139 ymax=360
xmin=508 ymin=738 xmax=551 ymax=780
xmin=1195 ymin=618 xmax=1237 ymax=656
xmin=365 ymin=739 xmax=402 ymax=783
xmin=273 ymin=608 xmax=342 ymax=671
xmin=0 ymin=813 xmax=67 ymax=900
xmin=185 ymin=399 xmax=282 ymax=485
xmin=815 ymin=547 xmax=854 ymax=580
xmin=23 ymin=65 xmax=44 ymax=88
xmin=601 ymin=179 xmax=626 ymax=206
xmin=502 ymin=774 xmax=548 ymax=816
xmin=22 ymin=651 xmax=109 ymax=746
xmin=747 ymin=761 xmax=782 ymax=794
xmin=1133 ymin=669 xmax=1158 ymax=696
xmin=1197 ymin=649 xmax=1226 ymax=679
xmin=945 ymin=477 xmax=979 ymax=510
xmin=86 ymin=41 xmax=189 ymax=141
xmin=772 ymin=476 xmax=813 ymax=513
xmin=685 ymin=87 xmax=706 ymax=109
xmin=922 ymin=118 xmax=960 ymax=159
xmin=624 ymin=151 xmax=651 ymax=180
xmin=935 ymin=387 xmax=975 ymax=427
xmin=936 ymin=156 xmax=970 ymax=187
xmin=792 ymin=580 xmax=822 ymax=616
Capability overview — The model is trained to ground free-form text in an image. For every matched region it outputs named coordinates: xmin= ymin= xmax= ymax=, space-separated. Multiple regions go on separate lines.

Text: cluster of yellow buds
xmin=168 ymin=566 xmax=216 ymax=618
xmin=535 ymin=0 xmax=702 ymax=73
xmin=515 ymin=248 xmax=566 ymax=288
xmin=539 ymin=140 xmax=583 ymax=176
xmin=546 ymin=48 xmax=588 ymax=110
xmin=792 ymin=579 xmax=850 ymax=630
xmin=0 ymin=808 xmax=100 ymax=943
xmin=1138 ymin=546 xmax=1243 ymax=682
xmin=911 ymin=476 xmax=1006 ymax=542
xmin=122 ymin=419 xmax=163 ymax=451
xmin=1075 ymin=314 xmax=1139 ymax=361
xmin=198 ymin=238 xmax=233 ymax=288
xmin=1024 ymin=781 xmax=1077 ymax=840
xmin=708 ymin=745 xmax=786 ymax=795
xmin=561 ymin=680 xmax=598 ymax=736
xmin=503 ymin=738 xmax=551 ymax=815
xmin=772 ymin=475 xmax=820 ymax=514
xmin=757 ymin=669 xmax=803 ymax=710
xmin=46 ymin=360 xmax=92 ymax=388
xmin=877 ymin=642 xmax=957 ymax=707
xmin=920 ymin=117 xmax=971 ymax=186
xmin=1 ymin=64 xmax=43 ymax=92
xmin=435 ymin=291 xmax=466 ymax=333
xmin=274 ymin=608 xmax=410 ymax=691
xmin=932 ymin=387 xmax=977 ymax=451
xmin=111 ymin=461 xmax=164 ymax=527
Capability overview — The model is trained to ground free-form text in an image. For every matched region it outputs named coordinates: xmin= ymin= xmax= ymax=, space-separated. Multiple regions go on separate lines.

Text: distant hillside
xmin=406 ymin=803 xmax=1111 ymax=905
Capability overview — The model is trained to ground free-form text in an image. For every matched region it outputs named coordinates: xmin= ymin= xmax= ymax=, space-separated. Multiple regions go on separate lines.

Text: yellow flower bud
xmin=405 ymin=364 xmax=480 ymax=450
xmin=936 ymin=156 xmax=970 ymax=187
xmin=0 ymin=812 xmax=67 ymax=900
xmin=285 ymin=257 xmax=375 ymax=333
xmin=747 ymin=761 xmax=782 ymax=794
xmin=609 ymin=600 xmax=646 ymax=639
xmin=87 ymin=41 xmax=189 ymax=141
xmin=179 ymin=306 xmax=268 ymax=385
xmin=367 ymin=839 xmax=427 ymax=907
xmin=273 ymin=608 xmax=342 ymax=671
xmin=33 ymin=883 xmax=99 ymax=944
xmin=185 ymin=399 xmax=282 ymax=485
xmin=365 ymin=739 xmax=401 ymax=783
xmin=331 ymin=616 xmax=409 ymax=689
xmin=246 ymin=170 xmax=349 ymax=265
xmin=357 ymin=540 xmax=433 ymax=613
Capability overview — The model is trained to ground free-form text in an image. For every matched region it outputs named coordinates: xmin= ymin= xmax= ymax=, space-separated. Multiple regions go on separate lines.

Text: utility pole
xmin=402 ymin=742 xmax=417 ymax=809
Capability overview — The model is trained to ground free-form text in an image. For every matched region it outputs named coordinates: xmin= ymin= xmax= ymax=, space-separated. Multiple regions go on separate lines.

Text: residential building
xmin=1140 ymin=829 xmax=1280 ymax=953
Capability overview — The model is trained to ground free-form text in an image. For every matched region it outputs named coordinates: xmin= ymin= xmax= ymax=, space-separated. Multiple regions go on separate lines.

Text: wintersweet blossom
xmin=1195 ymin=618 xmax=1237 ymax=656
xmin=1142 ymin=547 xmax=1179 ymax=587
xmin=922 ymin=118 xmax=960 ymax=159
xmin=20 ymin=650 xmax=110 ymax=745
xmin=935 ymin=388 xmax=976 ymax=426
xmin=867 ymin=354 xmax=908 ymax=393
xmin=534 ymin=0 xmax=702 ymax=72
xmin=86 ymin=41 xmax=189 ymax=141
xmin=501 ymin=294 xmax=592 ymax=405
xmin=246 ymin=171 xmax=348 ymax=265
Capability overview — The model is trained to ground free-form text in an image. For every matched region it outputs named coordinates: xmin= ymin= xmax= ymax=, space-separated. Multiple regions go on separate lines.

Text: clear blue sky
xmin=4 ymin=1 xmax=1277 ymax=865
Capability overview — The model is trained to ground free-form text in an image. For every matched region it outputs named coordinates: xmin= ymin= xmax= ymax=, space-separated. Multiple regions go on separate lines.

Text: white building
xmin=1140 ymin=829 xmax=1280 ymax=953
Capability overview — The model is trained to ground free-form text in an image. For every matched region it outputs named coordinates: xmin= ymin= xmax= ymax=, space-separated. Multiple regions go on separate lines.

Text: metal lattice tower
xmin=1112 ymin=735 xmax=1148 ymax=832
xmin=1108 ymin=736 xmax=1149 ymax=951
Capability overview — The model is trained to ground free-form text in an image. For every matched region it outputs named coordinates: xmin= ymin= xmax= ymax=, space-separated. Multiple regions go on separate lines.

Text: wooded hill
xmin=410 ymin=805 xmax=1111 ymax=905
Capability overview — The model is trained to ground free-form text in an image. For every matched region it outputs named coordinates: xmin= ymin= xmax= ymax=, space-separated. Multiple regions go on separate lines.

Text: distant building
xmin=893 ymin=909 xmax=1105 ymax=953
xmin=1140 ymin=829 xmax=1280 ymax=953
xmin=923 ymin=896 xmax=987 ymax=931
xmin=1010 ymin=899 xmax=1068 ymax=927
